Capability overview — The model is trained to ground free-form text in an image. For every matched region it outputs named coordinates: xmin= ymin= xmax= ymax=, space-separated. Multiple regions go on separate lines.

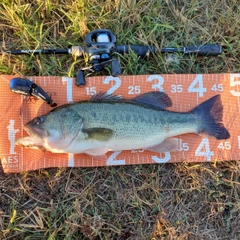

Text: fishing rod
xmin=1 ymin=29 xmax=222 ymax=86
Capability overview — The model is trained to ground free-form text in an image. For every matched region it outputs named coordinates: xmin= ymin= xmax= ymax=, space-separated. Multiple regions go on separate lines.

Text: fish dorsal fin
xmin=90 ymin=91 xmax=172 ymax=110
xmin=90 ymin=92 xmax=122 ymax=102
xmin=132 ymin=91 xmax=172 ymax=110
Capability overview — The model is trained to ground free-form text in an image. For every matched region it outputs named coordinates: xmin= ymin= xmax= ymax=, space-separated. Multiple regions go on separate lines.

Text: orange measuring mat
xmin=0 ymin=74 xmax=240 ymax=173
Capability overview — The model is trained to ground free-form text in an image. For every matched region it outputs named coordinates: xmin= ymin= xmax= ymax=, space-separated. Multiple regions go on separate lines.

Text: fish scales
xmin=68 ymin=102 xmax=198 ymax=141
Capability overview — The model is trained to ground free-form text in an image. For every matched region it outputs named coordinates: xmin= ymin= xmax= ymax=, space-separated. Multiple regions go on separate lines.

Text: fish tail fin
xmin=193 ymin=94 xmax=230 ymax=140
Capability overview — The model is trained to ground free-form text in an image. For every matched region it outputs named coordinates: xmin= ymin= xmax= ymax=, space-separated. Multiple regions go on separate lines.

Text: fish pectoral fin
xmin=83 ymin=128 xmax=113 ymax=141
xmin=85 ymin=148 xmax=109 ymax=161
xmin=146 ymin=138 xmax=182 ymax=153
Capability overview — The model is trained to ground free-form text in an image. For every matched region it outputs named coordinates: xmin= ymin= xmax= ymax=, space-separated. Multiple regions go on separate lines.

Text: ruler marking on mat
xmin=1 ymin=74 xmax=240 ymax=172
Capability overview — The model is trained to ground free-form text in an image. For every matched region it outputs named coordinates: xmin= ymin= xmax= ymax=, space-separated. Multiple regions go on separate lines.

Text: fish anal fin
xmin=83 ymin=128 xmax=113 ymax=141
xmin=146 ymin=138 xmax=182 ymax=153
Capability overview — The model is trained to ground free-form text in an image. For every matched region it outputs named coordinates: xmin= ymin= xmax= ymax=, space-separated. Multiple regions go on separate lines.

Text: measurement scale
xmin=0 ymin=74 xmax=239 ymax=173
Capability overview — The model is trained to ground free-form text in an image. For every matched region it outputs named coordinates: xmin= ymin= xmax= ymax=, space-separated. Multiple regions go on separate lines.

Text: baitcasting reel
xmin=75 ymin=29 xmax=121 ymax=86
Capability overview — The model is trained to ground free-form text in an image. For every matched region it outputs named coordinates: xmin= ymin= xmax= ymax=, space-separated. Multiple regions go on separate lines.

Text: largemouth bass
xmin=16 ymin=92 xmax=230 ymax=158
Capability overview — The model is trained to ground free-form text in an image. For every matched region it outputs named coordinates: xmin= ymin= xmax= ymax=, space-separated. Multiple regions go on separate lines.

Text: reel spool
xmin=76 ymin=29 xmax=121 ymax=86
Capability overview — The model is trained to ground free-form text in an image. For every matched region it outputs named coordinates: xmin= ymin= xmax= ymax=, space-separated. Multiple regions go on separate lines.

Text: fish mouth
xmin=24 ymin=123 xmax=46 ymax=139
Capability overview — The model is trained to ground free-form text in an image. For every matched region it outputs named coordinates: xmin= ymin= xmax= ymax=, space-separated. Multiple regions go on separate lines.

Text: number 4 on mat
xmin=195 ymin=138 xmax=214 ymax=161
xmin=188 ymin=75 xmax=206 ymax=97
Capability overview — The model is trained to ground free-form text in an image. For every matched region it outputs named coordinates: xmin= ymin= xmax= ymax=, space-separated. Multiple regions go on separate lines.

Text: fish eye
xmin=33 ymin=117 xmax=44 ymax=125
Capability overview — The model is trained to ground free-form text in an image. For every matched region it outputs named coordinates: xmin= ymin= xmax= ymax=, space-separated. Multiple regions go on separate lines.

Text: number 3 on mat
xmin=147 ymin=75 xmax=164 ymax=91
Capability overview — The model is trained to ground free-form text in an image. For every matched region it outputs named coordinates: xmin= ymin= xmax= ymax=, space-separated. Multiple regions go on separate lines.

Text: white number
xmin=85 ymin=87 xmax=96 ymax=96
xmin=218 ymin=142 xmax=231 ymax=150
xmin=188 ymin=74 xmax=206 ymax=97
xmin=179 ymin=142 xmax=189 ymax=151
xmin=147 ymin=75 xmax=164 ymax=91
xmin=128 ymin=86 xmax=141 ymax=94
xmin=103 ymin=76 xmax=121 ymax=94
xmin=152 ymin=152 xmax=171 ymax=163
xmin=62 ymin=77 xmax=73 ymax=103
xmin=211 ymin=84 xmax=223 ymax=92
xmin=106 ymin=151 xmax=125 ymax=165
xmin=230 ymin=74 xmax=240 ymax=96
xmin=238 ymin=136 xmax=240 ymax=149
xmin=171 ymin=84 xmax=183 ymax=93
xmin=195 ymin=138 xmax=213 ymax=161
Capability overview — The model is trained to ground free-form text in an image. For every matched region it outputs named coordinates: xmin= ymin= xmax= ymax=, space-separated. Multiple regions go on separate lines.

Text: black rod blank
xmin=1 ymin=44 xmax=222 ymax=57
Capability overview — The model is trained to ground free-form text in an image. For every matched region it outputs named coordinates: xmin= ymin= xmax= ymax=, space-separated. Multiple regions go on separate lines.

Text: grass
xmin=0 ymin=0 xmax=240 ymax=239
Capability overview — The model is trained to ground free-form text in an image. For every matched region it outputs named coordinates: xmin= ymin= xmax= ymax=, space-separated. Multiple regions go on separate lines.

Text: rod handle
xmin=183 ymin=44 xmax=222 ymax=56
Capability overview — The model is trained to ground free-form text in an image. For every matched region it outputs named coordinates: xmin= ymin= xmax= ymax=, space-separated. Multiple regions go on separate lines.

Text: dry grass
xmin=1 ymin=162 xmax=239 ymax=239
xmin=0 ymin=0 xmax=240 ymax=239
